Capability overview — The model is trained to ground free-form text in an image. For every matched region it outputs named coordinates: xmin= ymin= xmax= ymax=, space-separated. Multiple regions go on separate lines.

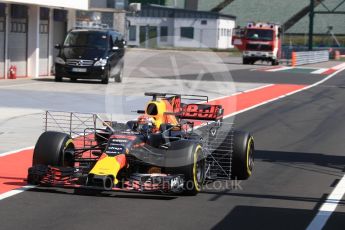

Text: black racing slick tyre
xmin=32 ymin=131 xmax=75 ymax=167
xmin=231 ymin=131 xmax=254 ymax=180
xmin=166 ymin=143 xmax=205 ymax=196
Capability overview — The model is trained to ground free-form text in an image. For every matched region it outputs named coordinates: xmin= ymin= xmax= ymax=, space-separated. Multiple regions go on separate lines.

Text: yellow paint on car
xmin=246 ymin=137 xmax=254 ymax=176
xmin=90 ymin=156 xmax=121 ymax=184
xmin=193 ymin=145 xmax=202 ymax=192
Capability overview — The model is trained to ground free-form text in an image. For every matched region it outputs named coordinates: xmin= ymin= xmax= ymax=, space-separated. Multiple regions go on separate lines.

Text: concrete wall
xmin=173 ymin=18 xmax=218 ymax=48
xmin=114 ymin=12 xmax=126 ymax=34
xmin=217 ymin=18 xmax=235 ymax=49
xmin=27 ymin=5 xmax=39 ymax=78
xmin=0 ymin=19 xmax=5 ymax=78
xmin=127 ymin=17 xmax=175 ymax=47
xmin=127 ymin=16 xmax=236 ymax=49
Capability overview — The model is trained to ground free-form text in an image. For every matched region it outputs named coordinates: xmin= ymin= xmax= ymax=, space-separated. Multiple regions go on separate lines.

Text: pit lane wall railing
xmin=291 ymin=50 xmax=329 ymax=66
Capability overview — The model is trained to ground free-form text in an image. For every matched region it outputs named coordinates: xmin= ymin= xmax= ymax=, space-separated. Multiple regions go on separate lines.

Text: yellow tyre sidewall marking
xmin=246 ymin=137 xmax=254 ymax=176
xmin=64 ymin=139 xmax=73 ymax=150
xmin=193 ymin=145 xmax=202 ymax=192
xmin=62 ymin=139 xmax=74 ymax=166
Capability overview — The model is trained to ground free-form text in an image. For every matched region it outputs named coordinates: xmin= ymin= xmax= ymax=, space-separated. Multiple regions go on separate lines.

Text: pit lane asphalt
xmin=1 ymin=67 xmax=344 ymax=230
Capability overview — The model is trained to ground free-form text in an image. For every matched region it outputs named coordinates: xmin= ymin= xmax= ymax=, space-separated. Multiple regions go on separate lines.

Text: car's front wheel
xmin=166 ymin=144 xmax=205 ymax=196
xmin=32 ymin=131 xmax=75 ymax=167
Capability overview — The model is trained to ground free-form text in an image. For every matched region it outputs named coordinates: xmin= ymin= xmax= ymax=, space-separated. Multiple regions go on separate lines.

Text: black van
xmin=55 ymin=28 xmax=126 ymax=84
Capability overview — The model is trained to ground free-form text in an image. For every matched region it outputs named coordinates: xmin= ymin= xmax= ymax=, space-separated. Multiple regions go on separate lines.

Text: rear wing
xmin=145 ymin=92 xmax=208 ymax=102
xmin=144 ymin=92 xmax=224 ymax=122
xmin=177 ymin=104 xmax=224 ymax=121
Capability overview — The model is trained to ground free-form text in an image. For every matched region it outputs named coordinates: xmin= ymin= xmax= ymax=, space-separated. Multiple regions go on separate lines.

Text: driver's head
xmin=137 ymin=115 xmax=155 ymax=132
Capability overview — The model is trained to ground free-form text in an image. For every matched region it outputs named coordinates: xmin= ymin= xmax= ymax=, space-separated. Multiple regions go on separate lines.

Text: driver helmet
xmin=137 ymin=115 xmax=155 ymax=132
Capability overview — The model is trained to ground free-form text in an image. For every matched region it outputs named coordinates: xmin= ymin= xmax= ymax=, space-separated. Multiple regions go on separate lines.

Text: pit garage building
xmin=127 ymin=4 xmax=236 ymax=49
xmin=0 ymin=0 xmax=127 ymax=79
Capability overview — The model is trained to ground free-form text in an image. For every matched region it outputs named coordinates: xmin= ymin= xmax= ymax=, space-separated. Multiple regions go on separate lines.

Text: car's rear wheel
xmin=32 ymin=131 xmax=75 ymax=167
xmin=231 ymin=131 xmax=254 ymax=180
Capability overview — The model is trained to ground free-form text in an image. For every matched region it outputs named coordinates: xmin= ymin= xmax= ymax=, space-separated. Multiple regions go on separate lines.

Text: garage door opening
xmin=8 ymin=4 xmax=28 ymax=78
xmin=0 ymin=4 xmax=5 ymax=79
xmin=39 ymin=7 xmax=49 ymax=76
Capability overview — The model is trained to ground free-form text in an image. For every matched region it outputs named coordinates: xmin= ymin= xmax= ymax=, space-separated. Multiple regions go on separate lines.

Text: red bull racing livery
xmin=28 ymin=93 xmax=255 ymax=195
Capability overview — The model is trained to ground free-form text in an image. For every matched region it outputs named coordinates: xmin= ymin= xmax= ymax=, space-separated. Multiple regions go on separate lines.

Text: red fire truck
xmin=233 ymin=22 xmax=282 ymax=66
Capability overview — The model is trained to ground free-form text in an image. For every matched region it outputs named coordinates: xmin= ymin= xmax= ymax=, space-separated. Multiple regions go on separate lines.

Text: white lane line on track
xmin=311 ymin=68 xmax=328 ymax=75
xmin=0 ymin=146 xmax=34 ymax=157
xmin=332 ymin=62 xmax=345 ymax=70
xmin=266 ymin=66 xmax=294 ymax=72
xmin=0 ymin=186 xmax=36 ymax=201
xmin=306 ymin=174 xmax=345 ymax=230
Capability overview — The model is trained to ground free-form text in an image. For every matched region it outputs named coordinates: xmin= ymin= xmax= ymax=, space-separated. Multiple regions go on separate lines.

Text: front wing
xmin=28 ymin=165 xmax=185 ymax=194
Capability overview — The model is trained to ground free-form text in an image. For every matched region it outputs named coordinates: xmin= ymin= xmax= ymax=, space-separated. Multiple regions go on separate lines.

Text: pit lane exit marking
xmin=306 ymin=174 xmax=345 ymax=230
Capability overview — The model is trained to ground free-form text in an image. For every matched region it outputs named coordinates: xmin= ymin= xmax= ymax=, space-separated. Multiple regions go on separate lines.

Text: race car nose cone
xmin=104 ymin=176 xmax=114 ymax=190
xmin=87 ymin=174 xmax=114 ymax=191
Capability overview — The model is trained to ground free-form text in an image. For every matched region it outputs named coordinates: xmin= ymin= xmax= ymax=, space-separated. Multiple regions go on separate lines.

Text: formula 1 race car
xmin=27 ymin=93 xmax=254 ymax=195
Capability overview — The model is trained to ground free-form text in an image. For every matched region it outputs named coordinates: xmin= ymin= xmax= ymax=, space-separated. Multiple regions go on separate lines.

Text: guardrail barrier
xmin=291 ymin=50 xmax=329 ymax=66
